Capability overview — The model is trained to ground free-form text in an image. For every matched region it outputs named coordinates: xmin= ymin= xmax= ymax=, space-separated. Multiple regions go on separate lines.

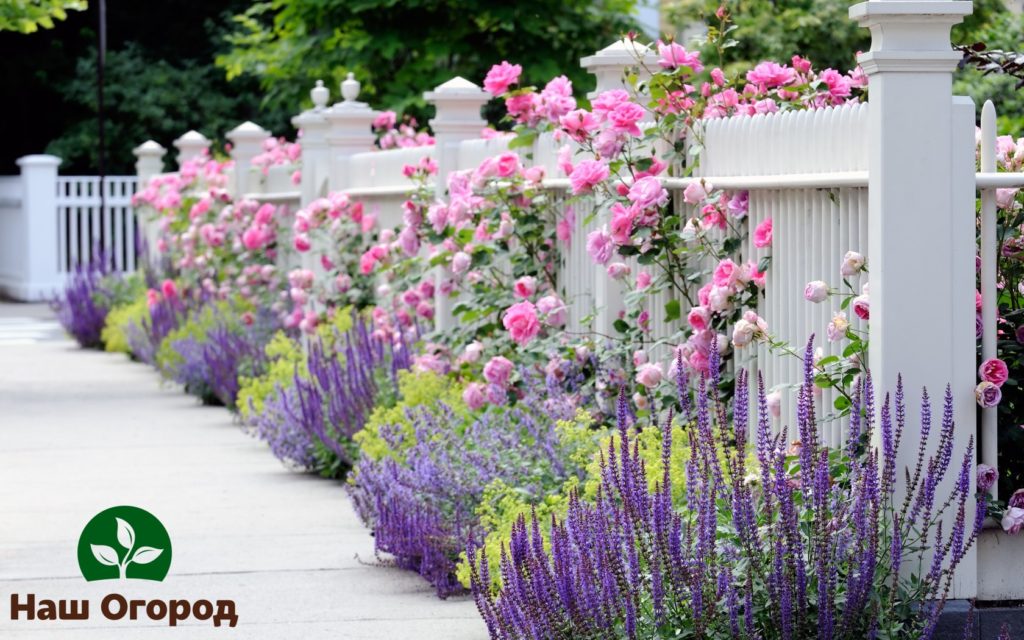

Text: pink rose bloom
xmin=767 ymin=391 xmax=782 ymax=418
xmin=607 ymin=102 xmax=646 ymax=137
xmin=495 ymin=152 xmax=521 ymax=178
xmin=635 ymin=362 xmax=664 ymax=388
xmin=753 ymin=217 xmax=773 ymax=248
xmin=628 ymin=176 xmax=669 ymax=210
xmin=359 ymin=251 xmax=377 ymax=275
xmin=804 ymin=281 xmax=829 ymax=303
xmin=398 ymin=226 xmax=420 ymax=257
xmin=537 ymin=295 xmax=567 ymax=327
xmin=416 ymin=300 xmax=434 ymax=320
xmin=828 ymin=312 xmax=849 ymax=342
xmin=688 ymin=306 xmax=711 ymax=332
xmin=980 ymin=358 xmax=1009 ymax=386
xmin=819 ymin=69 xmax=852 ymax=99
xmin=840 ymin=251 xmax=866 ymax=277
xmin=242 ymin=226 xmax=265 ymax=251
xmin=484 ymin=61 xmax=522 ymax=96
xmin=746 ymin=61 xmax=796 ymax=88
xmin=1002 ymin=507 xmax=1024 ymax=535
xmin=513 ymin=275 xmax=537 ymax=299
xmin=559 ymin=109 xmax=599 ymax=140
xmin=451 ymin=251 xmax=472 ymax=275
xmin=852 ymin=295 xmax=870 ymax=320
xmin=1009 ymin=488 xmax=1024 ymax=509
xmin=569 ymin=160 xmax=610 ymax=194
xmin=713 ymin=259 xmax=741 ymax=289
xmin=976 ymin=381 xmax=1002 ymax=408
xmin=463 ymin=383 xmax=487 ymax=410
xmin=656 ymin=41 xmax=703 ymax=73
xmin=609 ymin=204 xmax=635 ymax=244
xmin=483 ymin=356 xmax=514 ymax=387
xmin=160 ymin=279 xmax=178 ymax=299
xmin=294 ymin=233 xmax=311 ymax=252
xmin=607 ymin=262 xmax=631 ymax=280
xmin=591 ymin=89 xmax=630 ymax=119
xmin=977 ymin=464 xmax=999 ymax=494
xmin=503 ymin=301 xmax=541 ymax=345
xmin=586 ymin=228 xmax=614 ymax=265
xmin=996 ymin=188 xmax=1019 ymax=210
xmin=463 ymin=341 xmax=484 ymax=363
xmin=637 ymin=271 xmax=652 ymax=289
xmin=683 ymin=181 xmax=711 ymax=205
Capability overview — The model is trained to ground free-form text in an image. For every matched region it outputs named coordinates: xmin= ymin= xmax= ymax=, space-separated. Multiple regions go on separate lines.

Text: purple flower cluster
xmin=468 ymin=338 xmax=980 ymax=640
xmin=250 ymin=383 xmax=319 ymax=470
xmin=126 ymin=294 xmax=185 ymax=365
xmin=349 ymin=378 xmax=578 ymax=598
xmin=52 ymin=259 xmax=116 ymax=349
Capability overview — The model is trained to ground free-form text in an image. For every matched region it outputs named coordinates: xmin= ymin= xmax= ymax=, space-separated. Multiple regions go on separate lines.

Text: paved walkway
xmin=0 ymin=303 xmax=485 ymax=639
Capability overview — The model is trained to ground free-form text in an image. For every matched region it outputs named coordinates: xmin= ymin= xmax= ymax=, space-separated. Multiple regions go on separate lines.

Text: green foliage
xmin=45 ymin=42 xmax=293 ymax=174
xmin=216 ymin=0 xmax=639 ymax=122
xmin=354 ymin=370 xmax=467 ymax=462
xmin=101 ymin=285 xmax=148 ymax=355
xmin=954 ymin=8 xmax=1024 ymax=135
xmin=0 ymin=0 xmax=86 ymax=33
xmin=237 ymin=331 xmax=305 ymax=420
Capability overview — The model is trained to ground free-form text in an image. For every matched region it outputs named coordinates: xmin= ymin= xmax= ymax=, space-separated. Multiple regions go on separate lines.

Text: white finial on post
xmin=580 ymin=38 xmax=656 ymax=98
xmin=172 ymin=130 xmax=211 ymax=167
xmin=850 ymin=0 xmax=975 ymax=599
xmin=293 ymin=80 xmax=332 ymax=205
xmin=324 ymin=72 xmax=377 ymax=191
xmin=424 ymin=76 xmax=489 ymax=332
xmin=226 ymin=121 xmax=271 ymax=198
xmin=132 ymin=140 xmax=166 ymax=186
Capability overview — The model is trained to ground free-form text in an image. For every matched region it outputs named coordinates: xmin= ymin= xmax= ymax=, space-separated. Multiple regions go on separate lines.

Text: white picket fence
xmin=0 ymin=157 xmax=136 ymax=301
xmin=125 ymin=2 xmax=1024 ymax=601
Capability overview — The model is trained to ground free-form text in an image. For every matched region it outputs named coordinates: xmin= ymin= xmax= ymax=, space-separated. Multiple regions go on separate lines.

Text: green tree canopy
xmin=216 ymin=0 xmax=640 ymax=121
xmin=0 ymin=0 xmax=86 ymax=33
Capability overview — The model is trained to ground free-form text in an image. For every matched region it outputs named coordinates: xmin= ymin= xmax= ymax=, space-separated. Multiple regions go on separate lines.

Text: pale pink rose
xmin=683 ymin=181 xmax=711 ymax=205
xmin=463 ymin=383 xmax=487 ymax=410
xmin=536 ymin=295 xmax=567 ymax=327
xmin=852 ymin=295 xmax=870 ymax=320
xmin=688 ymin=306 xmax=711 ymax=332
xmin=656 ymin=40 xmax=703 ymax=72
xmin=335 ymin=274 xmax=352 ymax=292
xmin=997 ymin=188 xmax=1019 ymax=210
xmin=607 ymin=262 xmax=631 ymax=280
xmin=569 ymin=160 xmax=610 ymax=194
xmin=840 ymin=251 xmax=866 ymax=277
xmin=451 ymin=251 xmax=472 ymax=275
xmin=463 ymin=341 xmax=484 ymax=362
xmin=633 ymin=392 xmax=649 ymax=410
xmin=503 ymin=301 xmax=541 ymax=345
xmin=494 ymin=152 xmax=521 ymax=178
xmin=767 ymin=390 xmax=782 ymax=418
xmin=635 ymin=362 xmax=664 ymax=388
xmin=483 ymin=356 xmax=514 ymax=387
xmin=976 ymin=381 xmax=1002 ymax=408
xmin=628 ymin=176 xmax=669 ymax=210
xmin=398 ymin=226 xmax=420 ymax=257
xmin=484 ymin=61 xmax=522 ymax=96
xmin=586 ymin=227 xmax=614 ymax=265
xmin=637 ymin=271 xmax=652 ymax=289
xmin=732 ymin=319 xmax=758 ymax=347
xmin=1002 ymin=506 xmax=1024 ymax=535
xmin=513 ymin=276 xmax=537 ymax=299
xmin=1009 ymin=488 xmax=1024 ymax=509
xmin=977 ymin=464 xmax=999 ymax=494
xmin=980 ymin=358 xmax=1009 ymax=386
xmin=827 ymin=311 xmax=849 ymax=342
xmin=804 ymin=281 xmax=829 ymax=303
xmin=632 ymin=350 xmax=648 ymax=367
xmin=753 ymin=217 xmax=773 ymax=248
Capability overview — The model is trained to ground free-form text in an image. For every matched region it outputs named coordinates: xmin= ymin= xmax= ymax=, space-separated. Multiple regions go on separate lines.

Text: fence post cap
xmin=173 ymin=130 xmax=210 ymax=146
xmin=133 ymin=140 xmax=166 ymax=156
xmin=16 ymin=154 xmax=61 ymax=168
xmin=226 ymin=121 xmax=270 ymax=142
xmin=423 ymin=76 xmax=487 ymax=102
xmin=580 ymin=38 xmax=653 ymax=69
xmin=311 ymin=79 xmax=330 ymax=110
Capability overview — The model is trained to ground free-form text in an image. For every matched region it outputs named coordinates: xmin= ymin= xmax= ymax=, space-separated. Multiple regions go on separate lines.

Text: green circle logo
xmin=77 ymin=506 xmax=172 ymax=581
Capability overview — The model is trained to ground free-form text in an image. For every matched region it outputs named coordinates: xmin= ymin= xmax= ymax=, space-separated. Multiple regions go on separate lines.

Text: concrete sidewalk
xmin=0 ymin=305 xmax=486 ymax=639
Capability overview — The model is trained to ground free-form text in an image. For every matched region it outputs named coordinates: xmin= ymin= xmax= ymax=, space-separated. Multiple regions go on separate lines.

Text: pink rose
xmin=451 ymin=251 xmax=472 ymax=275
xmin=635 ymin=362 xmax=664 ymax=388
xmin=637 ymin=271 xmax=652 ymax=289
xmin=586 ymin=227 xmax=614 ymax=265
xmin=713 ymin=259 xmax=741 ymax=289
xmin=494 ymin=152 xmax=521 ymax=178
xmin=1002 ymin=507 xmax=1024 ymax=535
xmin=536 ymin=295 xmax=567 ymax=327
xmin=683 ymin=181 xmax=711 ymax=205
xmin=484 ymin=61 xmax=522 ymax=96
xmin=840 ymin=251 xmax=865 ymax=277
xmin=980 ymin=358 xmax=1009 ymax=386
xmin=977 ymin=464 xmax=999 ymax=494
xmin=976 ymin=381 xmax=1002 ymax=408
xmin=767 ymin=391 xmax=782 ymax=418
xmin=656 ymin=41 xmax=703 ymax=73
xmin=569 ymin=160 xmax=610 ymax=195
xmin=513 ymin=276 xmax=537 ymax=299
xmin=607 ymin=262 xmax=631 ymax=280
xmin=160 ymin=279 xmax=178 ymax=299
xmin=463 ymin=383 xmax=487 ymax=410
xmin=753 ymin=217 xmax=773 ymax=248
xmin=609 ymin=204 xmax=636 ymax=244
xmin=294 ymin=233 xmax=311 ymax=252
xmin=746 ymin=61 xmax=796 ymax=88
xmin=503 ymin=301 xmax=541 ymax=345
xmin=607 ymin=102 xmax=646 ymax=137
xmin=483 ymin=356 xmax=514 ymax=387
xmin=804 ymin=281 xmax=829 ymax=303
xmin=852 ymin=295 xmax=870 ymax=321
xmin=687 ymin=306 xmax=711 ymax=332
xmin=463 ymin=341 xmax=484 ymax=363
xmin=1009 ymin=488 xmax=1024 ymax=509
xmin=559 ymin=109 xmax=599 ymax=140
xmin=628 ymin=176 xmax=669 ymax=210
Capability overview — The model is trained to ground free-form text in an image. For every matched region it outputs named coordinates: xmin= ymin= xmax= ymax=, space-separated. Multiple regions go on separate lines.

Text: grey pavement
xmin=0 ymin=302 xmax=486 ymax=639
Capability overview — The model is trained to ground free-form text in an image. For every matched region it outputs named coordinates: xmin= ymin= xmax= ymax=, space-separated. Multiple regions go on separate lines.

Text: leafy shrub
xmin=53 ymin=261 xmax=141 ymax=349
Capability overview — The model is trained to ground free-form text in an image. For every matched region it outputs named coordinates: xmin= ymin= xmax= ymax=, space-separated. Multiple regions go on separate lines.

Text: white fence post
xmin=580 ymin=40 xmax=656 ymax=338
xmin=324 ymin=73 xmax=377 ymax=191
xmin=423 ymin=77 xmax=489 ymax=332
xmin=133 ymin=140 xmax=166 ymax=186
xmin=226 ymin=122 xmax=270 ymax=198
xmin=292 ymin=80 xmax=332 ymax=206
xmin=850 ymin=0 xmax=976 ymax=599
xmin=172 ymin=130 xmax=211 ymax=167
xmin=16 ymin=154 xmax=62 ymax=301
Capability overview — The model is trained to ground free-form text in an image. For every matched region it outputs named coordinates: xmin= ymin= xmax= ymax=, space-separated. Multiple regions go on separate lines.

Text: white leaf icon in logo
xmin=115 ymin=518 xmax=135 ymax=550
xmin=130 ymin=547 xmax=163 ymax=565
xmin=91 ymin=544 xmax=120 ymax=567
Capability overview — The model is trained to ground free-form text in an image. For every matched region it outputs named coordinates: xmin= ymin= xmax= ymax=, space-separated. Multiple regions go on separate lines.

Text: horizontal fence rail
xmin=56 ymin=176 xmax=138 ymax=274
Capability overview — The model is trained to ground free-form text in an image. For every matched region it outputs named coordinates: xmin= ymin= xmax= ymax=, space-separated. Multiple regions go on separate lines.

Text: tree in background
xmin=0 ymin=0 xmax=86 ymax=33
xmin=216 ymin=0 xmax=639 ymax=122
